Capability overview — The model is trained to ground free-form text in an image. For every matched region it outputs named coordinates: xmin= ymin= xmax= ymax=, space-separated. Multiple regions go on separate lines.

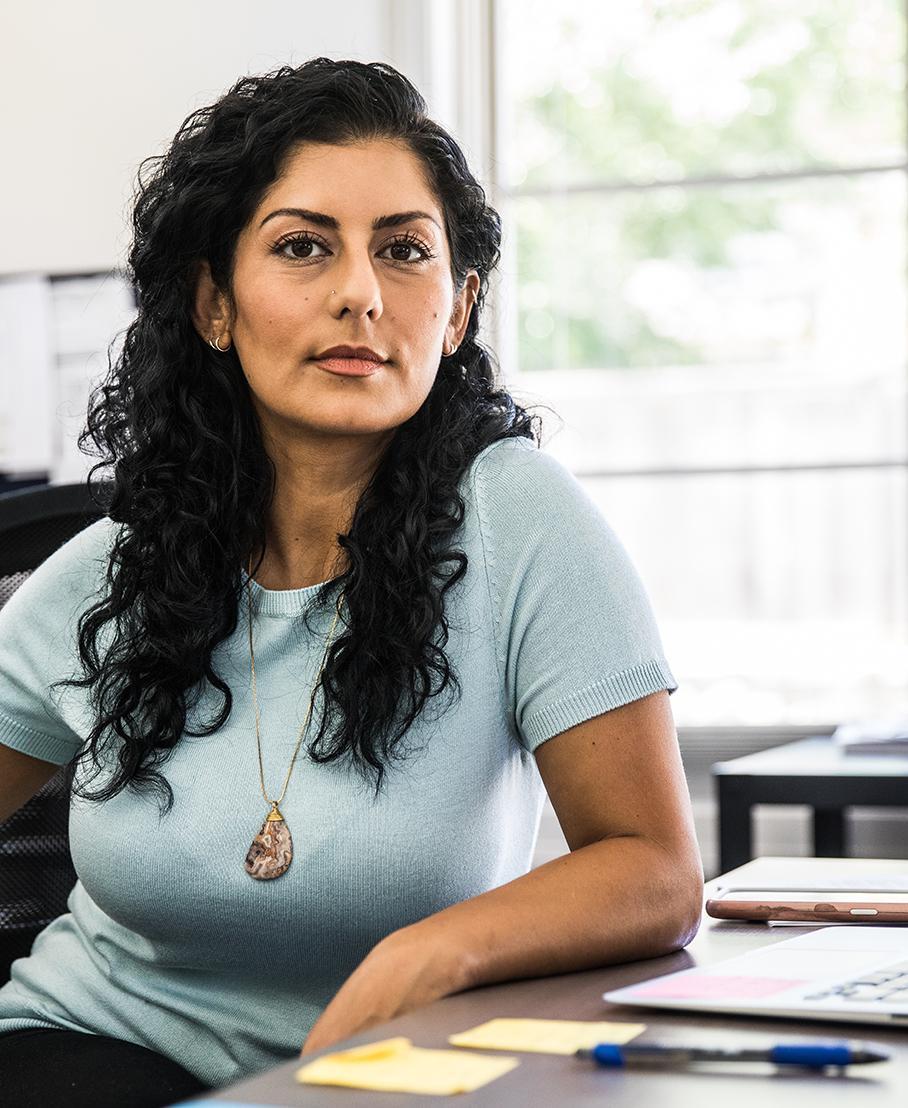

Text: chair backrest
xmin=0 ymin=482 xmax=108 ymax=981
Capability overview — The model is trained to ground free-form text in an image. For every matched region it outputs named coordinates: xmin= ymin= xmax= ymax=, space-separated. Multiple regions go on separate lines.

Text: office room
xmin=1 ymin=0 xmax=907 ymax=1104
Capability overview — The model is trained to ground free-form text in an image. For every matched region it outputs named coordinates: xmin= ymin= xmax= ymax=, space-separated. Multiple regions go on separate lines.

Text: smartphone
xmin=705 ymin=888 xmax=908 ymax=923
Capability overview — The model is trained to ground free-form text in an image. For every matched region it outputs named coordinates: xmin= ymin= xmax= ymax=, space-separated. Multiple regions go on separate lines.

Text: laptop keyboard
xmin=805 ymin=962 xmax=908 ymax=1003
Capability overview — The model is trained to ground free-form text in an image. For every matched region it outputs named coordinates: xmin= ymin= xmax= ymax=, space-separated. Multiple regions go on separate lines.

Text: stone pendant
xmin=245 ymin=801 xmax=293 ymax=880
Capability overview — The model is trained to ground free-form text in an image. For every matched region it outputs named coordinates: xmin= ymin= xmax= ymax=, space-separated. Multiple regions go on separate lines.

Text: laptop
xmin=604 ymin=925 xmax=908 ymax=1026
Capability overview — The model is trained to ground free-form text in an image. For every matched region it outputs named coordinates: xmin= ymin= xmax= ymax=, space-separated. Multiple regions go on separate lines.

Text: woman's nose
xmin=327 ymin=255 xmax=383 ymax=319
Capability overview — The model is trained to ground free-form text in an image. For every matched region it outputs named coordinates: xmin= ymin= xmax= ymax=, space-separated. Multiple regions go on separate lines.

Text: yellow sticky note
xmin=448 ymin=1018 xmax=646 ymax=1055
xmin=295 ymin=1036 xmax=519 ymax=1095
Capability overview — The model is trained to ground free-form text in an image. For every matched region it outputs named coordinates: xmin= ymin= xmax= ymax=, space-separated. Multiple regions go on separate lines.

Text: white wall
xmin=0 ymin=0 xmax=393 ymax=274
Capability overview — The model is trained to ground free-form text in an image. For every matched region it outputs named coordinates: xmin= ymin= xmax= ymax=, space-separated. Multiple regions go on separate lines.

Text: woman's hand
xmin=299 ymin=922 xmax=471 ymax=1057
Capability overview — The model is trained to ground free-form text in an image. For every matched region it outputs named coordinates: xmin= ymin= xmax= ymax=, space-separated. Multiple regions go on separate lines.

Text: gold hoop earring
xmin=208 ymin=333 xmax=231 ymax=353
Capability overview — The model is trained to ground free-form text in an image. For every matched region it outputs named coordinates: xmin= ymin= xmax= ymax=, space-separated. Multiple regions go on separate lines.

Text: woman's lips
xmin=315 ymin=357 xmax=384 ymax=377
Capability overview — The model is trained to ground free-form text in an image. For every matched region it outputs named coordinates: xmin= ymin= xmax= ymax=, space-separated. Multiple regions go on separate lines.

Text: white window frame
xmin=392 ymin=0 xmax=908 ymax=749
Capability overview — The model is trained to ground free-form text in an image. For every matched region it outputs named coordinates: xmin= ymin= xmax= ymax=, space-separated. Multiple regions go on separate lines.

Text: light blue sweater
xmin=0 ymin=437 xmax=676 ymax=1087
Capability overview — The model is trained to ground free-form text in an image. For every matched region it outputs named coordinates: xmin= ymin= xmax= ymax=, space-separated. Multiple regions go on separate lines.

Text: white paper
xmin=0 ymin=274 xmax=55 ymax=473
xmin=834 ymin=713 xmax=908 ymax=746
xmin=49 ymin=274 xmax=136 ymax=483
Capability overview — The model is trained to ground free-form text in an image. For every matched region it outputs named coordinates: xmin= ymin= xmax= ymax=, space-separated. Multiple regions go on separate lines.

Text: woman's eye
xmin=274 ymin=234 xmax=432 ymax=265
xmin=278 ymin=235 xmax=327 ymax=260
xmin=382 ymin=240 xmax=429 ymax=263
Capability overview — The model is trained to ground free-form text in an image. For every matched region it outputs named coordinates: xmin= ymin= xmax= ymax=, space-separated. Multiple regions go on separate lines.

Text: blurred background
xmin=1 ymin=0 xmax=906 ymax=876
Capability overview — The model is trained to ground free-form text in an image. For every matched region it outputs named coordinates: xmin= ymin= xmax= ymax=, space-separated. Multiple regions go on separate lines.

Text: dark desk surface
xmin=184 ymin=859 xmax=908 ymax=1107
xmin=713 ymin=735 xmax=908 ymax=777
xmin=711 ymin=737 xmax=908 ymax=870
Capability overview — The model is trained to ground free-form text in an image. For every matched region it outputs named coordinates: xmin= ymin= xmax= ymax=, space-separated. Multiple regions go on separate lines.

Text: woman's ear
xmin=190 ymin=260 xmax=231 ymax=345
xmin=445 ymin=270 xmax=480 ymax=351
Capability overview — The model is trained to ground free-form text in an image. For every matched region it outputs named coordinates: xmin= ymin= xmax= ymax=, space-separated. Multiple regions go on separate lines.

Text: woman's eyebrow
xmin=259 ymin=207 xmax=441 ymax=232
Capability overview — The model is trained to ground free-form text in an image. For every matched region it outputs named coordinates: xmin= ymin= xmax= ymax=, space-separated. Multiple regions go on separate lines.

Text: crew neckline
xmin=240 ymin=568 xmax=339 ymax=616
xmin=235 ymin=437 xmax=530 ymax=617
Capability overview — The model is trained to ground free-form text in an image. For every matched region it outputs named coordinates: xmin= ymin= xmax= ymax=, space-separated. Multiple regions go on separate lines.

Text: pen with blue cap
xmin=576 ymin=1041 xmax=889 ymax=1068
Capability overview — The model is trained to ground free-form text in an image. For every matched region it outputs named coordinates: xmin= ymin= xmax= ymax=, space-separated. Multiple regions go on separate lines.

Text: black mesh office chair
xmin=0 ymin=482 xmax=108 ymax=983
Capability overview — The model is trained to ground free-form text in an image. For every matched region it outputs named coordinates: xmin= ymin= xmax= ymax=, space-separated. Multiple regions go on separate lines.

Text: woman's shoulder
xmin=469 ymin=433 xmax=573 ymax=483
xmin=465 ymin=436 xmax=590 ymax=526
xmin=41 ymin=515 xmax=120 ymax=580
xmin=470 ymin=433 xmax=543 ymax=470
xmin=3 ymin=516 xmax=120 ymax=621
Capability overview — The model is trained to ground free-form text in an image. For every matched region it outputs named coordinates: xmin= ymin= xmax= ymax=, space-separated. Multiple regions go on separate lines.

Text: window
xmin=494 ymin=0 xmax=908 ymax=729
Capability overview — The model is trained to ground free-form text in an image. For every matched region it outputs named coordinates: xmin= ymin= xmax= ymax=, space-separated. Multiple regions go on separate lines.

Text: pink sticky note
xmin=630 ymin=974 xmax=807 ymax=1000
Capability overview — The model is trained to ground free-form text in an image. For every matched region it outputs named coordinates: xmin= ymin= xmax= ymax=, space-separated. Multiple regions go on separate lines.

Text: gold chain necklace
xmin=243 ymin=558 xmax=344 ymax=880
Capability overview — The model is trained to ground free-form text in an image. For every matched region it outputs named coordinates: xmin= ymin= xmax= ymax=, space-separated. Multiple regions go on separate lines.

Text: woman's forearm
xmin=396 ymin=834 xmax=704 ymax=995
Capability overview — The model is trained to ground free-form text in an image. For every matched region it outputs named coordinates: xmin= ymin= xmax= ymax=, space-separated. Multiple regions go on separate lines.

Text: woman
xmin=0 ymin=57 xmax=702 ymax=1106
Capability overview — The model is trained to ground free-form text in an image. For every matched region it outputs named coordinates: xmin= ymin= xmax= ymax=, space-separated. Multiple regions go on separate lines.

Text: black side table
xmin=712 ymin=735 xmax=908 ymax=873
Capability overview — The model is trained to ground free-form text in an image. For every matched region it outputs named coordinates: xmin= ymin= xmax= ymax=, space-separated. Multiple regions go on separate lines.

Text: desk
xmin=712 ymin=735 xmax=908 ymax=873
xmin=181 ymin=859 xmax=908 ymax=1107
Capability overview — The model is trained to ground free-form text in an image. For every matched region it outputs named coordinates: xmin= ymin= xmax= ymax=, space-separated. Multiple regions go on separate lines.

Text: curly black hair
xmin=55 ymin=57 xmax=540 ymax=815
